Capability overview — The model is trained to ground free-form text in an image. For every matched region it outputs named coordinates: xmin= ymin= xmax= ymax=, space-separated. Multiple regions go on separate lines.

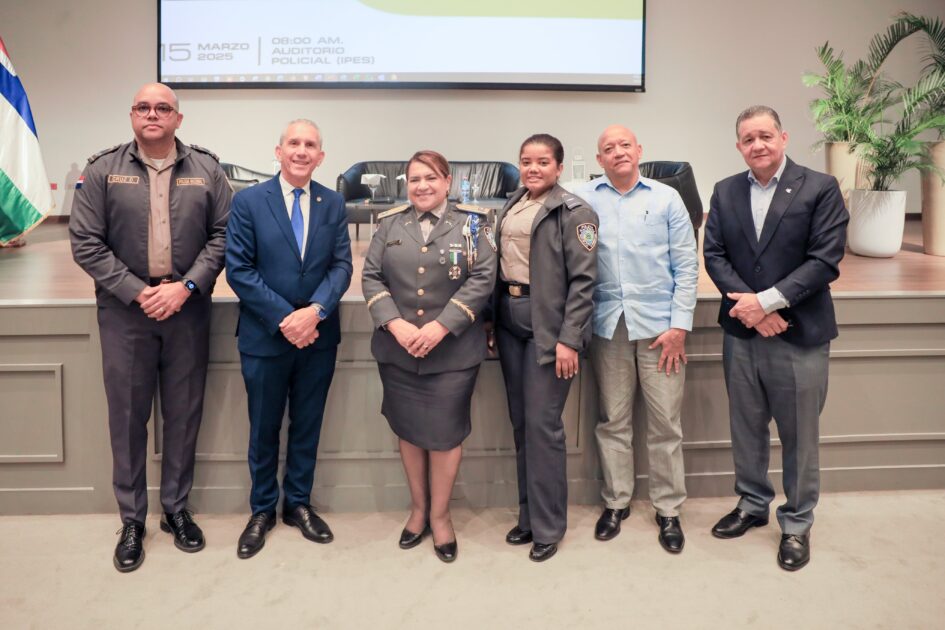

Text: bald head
xmin=129 ymin=82 xmax=182 ymax=156
xmin=132 ymin=82 xmax=179 ymax=110
xmin=596 ymin=125 xmax=643 ymax=192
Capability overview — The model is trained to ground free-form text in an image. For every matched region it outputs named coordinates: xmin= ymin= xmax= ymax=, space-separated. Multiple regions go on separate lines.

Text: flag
xmin=0 ymin=36 xmax=53 ymax=245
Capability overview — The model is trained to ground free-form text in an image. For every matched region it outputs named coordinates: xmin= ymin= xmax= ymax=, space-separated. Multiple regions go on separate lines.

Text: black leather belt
xmin=506 ymin=283 xmax=530 ymax=297
xmin=148 ymin=275 xmax=173 ymax=286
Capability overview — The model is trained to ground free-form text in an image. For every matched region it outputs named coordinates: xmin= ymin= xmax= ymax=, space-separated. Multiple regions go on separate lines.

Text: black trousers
xmin=495 ymin=294 xmax=572 ymax=544
xmin=98 ymin=296 xmax=211 ymax=524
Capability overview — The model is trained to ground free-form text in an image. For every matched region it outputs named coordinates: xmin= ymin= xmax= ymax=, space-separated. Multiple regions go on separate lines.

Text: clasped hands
xmin=136 ymin=281 xmax=190 ymax=322
xmin=280 ymin=305 xmax=322 ymax=349
xmin=727 ymin=292 xmax=789 ymax=337
xmin=387 ymin=318 xmax=448 ymax=359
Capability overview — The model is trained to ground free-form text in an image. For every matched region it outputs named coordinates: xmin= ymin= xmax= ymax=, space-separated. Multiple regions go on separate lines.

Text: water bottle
xmin=460 ymin=175 xmax=471 ymax=204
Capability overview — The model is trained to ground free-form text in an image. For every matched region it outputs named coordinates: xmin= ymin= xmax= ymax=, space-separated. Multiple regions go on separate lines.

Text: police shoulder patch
xmin=87 ymin=144 xmax=122 ymax=164
xmin=455 ymin=203 xmax=489 ymax=215
xmin=577 ymin=223 xmax=598 ymax=252
xmin=377 ymin=203 xmax=410 ymax=220
xmin=189 ymin=144 xmax=220 ymax=161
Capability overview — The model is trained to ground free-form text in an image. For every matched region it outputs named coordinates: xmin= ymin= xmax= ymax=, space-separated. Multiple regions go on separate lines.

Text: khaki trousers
xmin=590 ymin=320 xmax=687 ymax=516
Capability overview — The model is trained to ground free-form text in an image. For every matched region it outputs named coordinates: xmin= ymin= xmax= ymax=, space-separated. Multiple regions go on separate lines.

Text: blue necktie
xmin=291 ymin=188 xmax=304 ymax=255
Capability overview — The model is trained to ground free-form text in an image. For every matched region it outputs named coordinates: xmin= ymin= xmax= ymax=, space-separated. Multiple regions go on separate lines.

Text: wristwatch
xmin=311 ymin=303 xmax=327 ymax=319
xmin=183 ymin=278 xmax=197 ymax=293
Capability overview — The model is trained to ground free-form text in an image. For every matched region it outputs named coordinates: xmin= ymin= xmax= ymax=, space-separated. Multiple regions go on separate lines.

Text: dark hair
xmin=406 ymin=150 xmax=450 ymax=179
xmin=520 ymin=133 xmax=564 ymax=165
xmin=735 ymin=105 xmax=782 ymax=137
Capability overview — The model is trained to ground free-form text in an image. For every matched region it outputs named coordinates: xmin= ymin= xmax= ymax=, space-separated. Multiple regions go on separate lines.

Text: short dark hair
xmin=735 ymin=106 xmax=782 ymax=137
xmin=520 ymin=133 xmax=564 ymax=165
xmin=406 ymin=150 xmax=450 ymax=179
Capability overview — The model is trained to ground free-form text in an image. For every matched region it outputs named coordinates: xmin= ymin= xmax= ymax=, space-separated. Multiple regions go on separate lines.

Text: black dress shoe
xmin=656 ymin=515 xmax=685 ymax=553
xmin=114 ymin=520 xmax=146 ymax=573
xmin=505 ymin=526 xmax=533 ymax=546
xmin=778 ymin=534 xmax=811 ymax=571
xmin=283 ymin=504 xmax=334 ymax=544
xmin=434 ymin=539 xmax=458 ymax=563
xmin=160 ymin=509 xmax=205 ymax=553
xmin=237 ymin=511 xmax=275 ymax=559
xmin=711 ymin=508 xmax=769 ymax=539
xmin=529 ymin=542 xmax=558 ymax=562
xmin=594 ymin=506 xmax=630 ymax=541
xmin=399 ymin=524 xmax=430 ymax=550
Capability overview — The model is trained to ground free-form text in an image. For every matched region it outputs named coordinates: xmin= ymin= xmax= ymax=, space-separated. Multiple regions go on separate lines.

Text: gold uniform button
xmin=417 ymin=309 xmax=425 ymax=316
xmin=417 ymin=289 xmax=425 ymax=296
xmin=421 ymin=246 xmax=428 ymax=253
xmin=418 ymin=267 xmax=425 ymax=274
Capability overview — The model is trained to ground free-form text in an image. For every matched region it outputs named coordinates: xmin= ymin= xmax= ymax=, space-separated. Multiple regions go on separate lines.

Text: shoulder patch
xmin=87 ymin=145 xmax=121 ymax=164
xmin=577 ymin=223 xmax=598 ymax=252
xmin=189 ymin=144 xmax=220 ymax=161
xmin=377 ymin=203 xmax=410 ymax=220
xmin=455 ymin=203 xmax=489 ymax=215
xmin=561 ymin=194 xmax=584 ymax=210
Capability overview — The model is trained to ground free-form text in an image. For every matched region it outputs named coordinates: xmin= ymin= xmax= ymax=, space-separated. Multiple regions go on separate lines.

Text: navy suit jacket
xmin=703 ymin=158 xmax=849 ymax=347
xmin=225 ymin=175 xmax=353 ymax=357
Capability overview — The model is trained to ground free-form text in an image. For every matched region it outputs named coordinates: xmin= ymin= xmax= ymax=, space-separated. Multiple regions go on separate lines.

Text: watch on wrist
xmin=311 ymin=303 xmax=327 ymax=319
xmin=183 ymin=278 xmax=197 ymax=293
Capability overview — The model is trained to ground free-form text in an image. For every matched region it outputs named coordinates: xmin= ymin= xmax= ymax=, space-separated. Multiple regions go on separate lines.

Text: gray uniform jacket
xmin=362 ymin=203 xmax=497 ymax=375
xmin=495 ymin=184 xmax=599 ymax=365
xmin=70 ymin=138 xmax=232 ymax=308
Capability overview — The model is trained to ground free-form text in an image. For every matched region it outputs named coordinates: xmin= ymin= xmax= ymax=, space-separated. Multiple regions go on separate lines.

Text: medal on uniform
xmin=449 ymin=265 xmax=461 ymax=280
xmin=448 ymin=249 xmax=462 ymax=279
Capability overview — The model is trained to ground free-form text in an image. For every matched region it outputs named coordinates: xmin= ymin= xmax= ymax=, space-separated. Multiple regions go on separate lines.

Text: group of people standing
xmin=69 ymin=83 xmax=848 ymax=575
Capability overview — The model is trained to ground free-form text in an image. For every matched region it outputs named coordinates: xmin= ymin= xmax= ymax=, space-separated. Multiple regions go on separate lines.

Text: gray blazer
xmin=495 ymin=184 xmax=599 ymax=365
xmin=362 ymin=203 xmax=497 ymax=375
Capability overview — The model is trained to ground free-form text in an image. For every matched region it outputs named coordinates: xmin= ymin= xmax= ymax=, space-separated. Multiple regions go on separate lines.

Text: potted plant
xmin=848 ymin=72 xmax=945 ymax=257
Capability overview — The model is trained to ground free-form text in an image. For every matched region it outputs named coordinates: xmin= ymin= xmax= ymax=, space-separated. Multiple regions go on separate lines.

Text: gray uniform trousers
xmin=590 ymin=318 xmax=687 ymax=516
xmin=97 ymin=295 xmax=211 ymax=523
xmin=496 ymin=293 xmax=572 ymax=545
xmin=722 ymin=333 xmax=828 ymax=535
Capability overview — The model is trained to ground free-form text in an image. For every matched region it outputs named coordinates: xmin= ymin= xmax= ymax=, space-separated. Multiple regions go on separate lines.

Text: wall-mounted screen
xmin=159 ymin=0 xmax=645 ymax=92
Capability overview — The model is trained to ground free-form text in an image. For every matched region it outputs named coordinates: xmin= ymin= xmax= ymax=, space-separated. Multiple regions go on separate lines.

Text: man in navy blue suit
xmin=703 ymin=106 xmax=848 ymax=571
xmin=225 ymin=119 xmax=352 ymax=559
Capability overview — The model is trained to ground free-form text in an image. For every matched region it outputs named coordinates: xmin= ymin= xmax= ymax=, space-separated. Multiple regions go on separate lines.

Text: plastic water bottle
xmin=460 ymin=175 xmax=471 ymax=204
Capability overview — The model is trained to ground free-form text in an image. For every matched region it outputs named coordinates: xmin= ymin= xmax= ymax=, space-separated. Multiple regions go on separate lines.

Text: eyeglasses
xmin=131 ymin=103 xmax=177 ymax=118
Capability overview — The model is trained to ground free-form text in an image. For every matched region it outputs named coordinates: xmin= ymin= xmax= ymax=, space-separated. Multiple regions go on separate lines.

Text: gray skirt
xmin=378 ymin=362 xmax=480 ymax=451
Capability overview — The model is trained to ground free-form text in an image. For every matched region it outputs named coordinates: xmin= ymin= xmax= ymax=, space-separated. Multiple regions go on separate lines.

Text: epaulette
xmin=87 ymin=145 xmax=122 ymax=164
xmin=455 ymin=203 xmax=489 ymax=215
xmin=560 ymin=193 xmax=584 ymax=210
xmin=377 ymin=203 xmax=410 ymax=220
xmin=190 ymin=144 xmax=220 ymax=161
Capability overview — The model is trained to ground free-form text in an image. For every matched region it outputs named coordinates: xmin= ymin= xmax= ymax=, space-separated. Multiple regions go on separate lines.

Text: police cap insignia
xmin=577 ymin=223 xmax=598 ymax=251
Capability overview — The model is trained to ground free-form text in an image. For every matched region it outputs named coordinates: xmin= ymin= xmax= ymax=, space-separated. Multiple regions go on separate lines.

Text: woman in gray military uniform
xmin=362 ymin=150 xmax=497 ymax=563
xmin=493 ymin=134 xmax=599 ymax=562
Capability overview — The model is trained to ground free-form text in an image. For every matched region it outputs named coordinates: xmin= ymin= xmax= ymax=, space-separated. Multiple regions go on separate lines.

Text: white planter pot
xmin=921 ymin=141 xmax=945 ymax=256
xmin=848 ymin=189 xmax=907 ymax=258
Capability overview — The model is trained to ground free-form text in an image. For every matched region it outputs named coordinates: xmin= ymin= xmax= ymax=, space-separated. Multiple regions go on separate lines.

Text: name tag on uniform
xmin=107 ymin=175 xmax=140 ymax=184
xmin=176 ymin=177 xmax=206 ymax=186
xmin=386 ymin=239 xmax=402 ymax=247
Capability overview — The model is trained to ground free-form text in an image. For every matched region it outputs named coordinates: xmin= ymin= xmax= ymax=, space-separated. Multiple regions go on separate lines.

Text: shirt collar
xmin=747 ymin=157 xmax=787 ymax=188
xmin=414 ymin=199 xmax=448 ymax=220
xmin=594 ymin=174 xmax=651 ymax=195
xmin=279 ymin=175 xmax=308 ymax=197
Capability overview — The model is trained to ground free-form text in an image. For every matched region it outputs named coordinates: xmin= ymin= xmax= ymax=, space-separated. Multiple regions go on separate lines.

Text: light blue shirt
xmin=747 ymin=159 xmax=790 ymax=313
xmin=576 ymin=175 xmax=699 ymax=341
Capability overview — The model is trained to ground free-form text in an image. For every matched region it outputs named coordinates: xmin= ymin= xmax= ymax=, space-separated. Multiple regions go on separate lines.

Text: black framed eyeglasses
xmin=131 ymin=103 xmax=177 ymax=118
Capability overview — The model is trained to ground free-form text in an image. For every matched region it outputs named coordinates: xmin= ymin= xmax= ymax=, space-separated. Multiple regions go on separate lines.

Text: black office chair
xmin=221 ymin=163 xmax=271 ymax=193
xmin=638 ymin=161 xmax=704 ymax=233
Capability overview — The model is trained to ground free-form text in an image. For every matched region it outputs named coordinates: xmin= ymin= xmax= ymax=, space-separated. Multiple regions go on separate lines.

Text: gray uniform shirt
xmin=362 ymin=203 xmax=497 ymax=375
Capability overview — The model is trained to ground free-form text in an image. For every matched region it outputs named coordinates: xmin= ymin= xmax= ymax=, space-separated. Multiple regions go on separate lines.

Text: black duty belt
xmin=148 ymin=275 xmax=173 ymax=286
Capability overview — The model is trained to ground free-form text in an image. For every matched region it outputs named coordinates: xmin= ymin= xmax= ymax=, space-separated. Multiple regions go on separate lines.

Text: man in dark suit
xmin=225 ymin=119 xmax=352 ymax=559
xmin=70 ymin=82 xmax=231 ymax=572
xmin=703 ymin=105 xmax=848 ymax=571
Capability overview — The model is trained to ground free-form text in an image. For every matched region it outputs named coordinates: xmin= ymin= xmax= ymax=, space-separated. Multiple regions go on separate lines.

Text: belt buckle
xmin=508 ymin=285 xmax=523 ymax=297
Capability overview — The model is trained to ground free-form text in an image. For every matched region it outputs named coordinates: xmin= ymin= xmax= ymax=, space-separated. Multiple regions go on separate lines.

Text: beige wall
xmin=2 ymin=0 xmax=944 ymax=215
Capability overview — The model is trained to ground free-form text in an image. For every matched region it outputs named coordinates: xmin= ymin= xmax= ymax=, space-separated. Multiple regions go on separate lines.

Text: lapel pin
xmin=785 ymin=188 xmax=792 ymax=194
xmin=316 ymin=196 xmax=322 ymax=202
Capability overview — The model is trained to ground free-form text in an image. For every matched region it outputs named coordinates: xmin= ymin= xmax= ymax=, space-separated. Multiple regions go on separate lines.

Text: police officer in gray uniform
xmin=362 ymin=150 xmax=496 ymax=563
xmin=70 ymin=83 xmax=230 ymax=573
xmin=493 ymin=134 xmax=598 ymax=562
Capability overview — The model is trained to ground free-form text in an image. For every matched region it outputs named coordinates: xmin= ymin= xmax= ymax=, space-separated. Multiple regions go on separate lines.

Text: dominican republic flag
xmin=1 ymin=36 xmax=53 ymax=245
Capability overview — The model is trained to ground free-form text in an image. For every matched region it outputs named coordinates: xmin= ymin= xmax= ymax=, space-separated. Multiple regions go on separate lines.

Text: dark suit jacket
xmin=703 ymin=158 xmax=848 ymax=347
xmin=494 ymin=184 xmax=599 ymax=364
xmin=225 ymin=175 xmax=353 ymax=357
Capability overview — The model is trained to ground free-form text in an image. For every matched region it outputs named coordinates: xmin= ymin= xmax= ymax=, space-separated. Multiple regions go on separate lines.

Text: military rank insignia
xmin=482 ymin=225 xmax=497 ymax=252
xmin=577 ymin=223 xmax=598 ymax=252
